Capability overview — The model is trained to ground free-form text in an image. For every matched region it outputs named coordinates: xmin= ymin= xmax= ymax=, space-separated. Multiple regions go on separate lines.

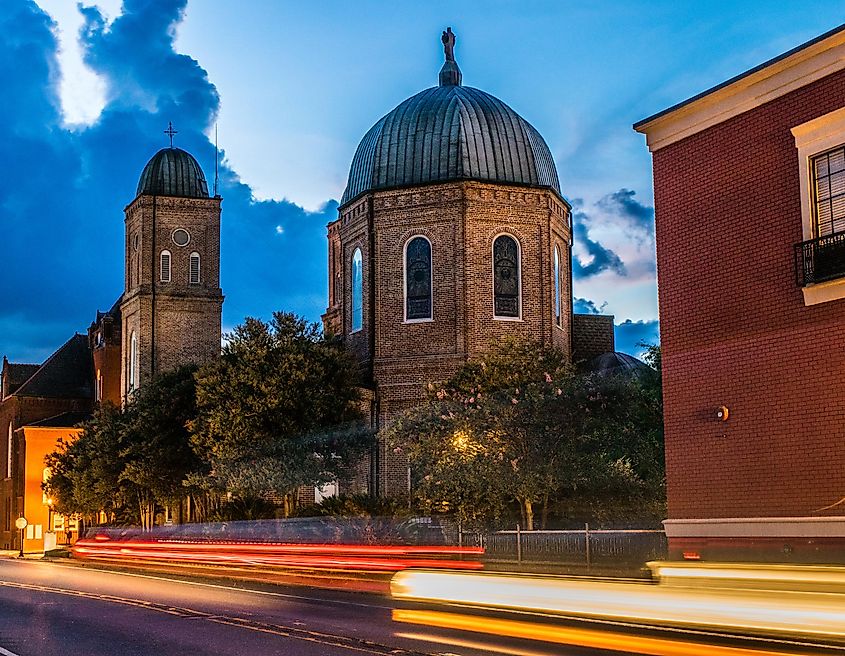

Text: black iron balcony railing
xmin=794 ymin=230 xmax=845 ymax=286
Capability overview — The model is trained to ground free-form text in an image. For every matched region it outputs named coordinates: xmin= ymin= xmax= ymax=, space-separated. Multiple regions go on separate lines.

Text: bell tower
xmin=120 ymin=128 xmax=223 ymax=397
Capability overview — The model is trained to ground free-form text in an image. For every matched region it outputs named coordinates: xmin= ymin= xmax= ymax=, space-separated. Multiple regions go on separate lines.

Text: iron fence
xmin=466 ymin=526 xmax=667 ymax=568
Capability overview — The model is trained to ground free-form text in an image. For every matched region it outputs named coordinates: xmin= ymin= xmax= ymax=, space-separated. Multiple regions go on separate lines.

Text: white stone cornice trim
xmin=636 ymin=30 xmax=845 ymax=152
xmin=664 ymin=516 xmax=845 ymax=538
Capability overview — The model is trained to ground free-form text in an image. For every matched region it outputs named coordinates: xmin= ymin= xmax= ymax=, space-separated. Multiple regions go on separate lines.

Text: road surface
xmin=0 ymin=558 xmax=837 ymax=656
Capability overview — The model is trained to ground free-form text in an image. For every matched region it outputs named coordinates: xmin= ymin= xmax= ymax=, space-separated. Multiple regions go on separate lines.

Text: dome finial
xmin=439 ymin=27 xmax=462 ymax=86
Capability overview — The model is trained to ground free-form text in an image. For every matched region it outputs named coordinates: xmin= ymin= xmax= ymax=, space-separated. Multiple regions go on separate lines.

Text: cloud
xmin=571 ymin=214 xmax=627 ymax=278
xmin=573 ymin=297 xmax=605 ymax=315
xmin=0 ymin=0 xmax=332 ymax=361
xmin=571 ymin=188 xmax=655 ymax=281
xmin=614 ymin=319 xmax=660 ymax=357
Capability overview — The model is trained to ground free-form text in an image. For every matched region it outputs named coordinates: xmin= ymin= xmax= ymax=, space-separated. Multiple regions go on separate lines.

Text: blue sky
xmin=3 ymin=1 xmax=844 ymax=363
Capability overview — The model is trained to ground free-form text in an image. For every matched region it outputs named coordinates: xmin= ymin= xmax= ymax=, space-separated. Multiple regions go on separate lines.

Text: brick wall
xmin=652 ymin=67 xmax=845 ymax=520
xmin=571 ymin=314 xmax=615 ymax=364
xmin=332 ymin=180 xmax=572 ymax=497
xmin=121 ymin=195 xmax=223 ymax=395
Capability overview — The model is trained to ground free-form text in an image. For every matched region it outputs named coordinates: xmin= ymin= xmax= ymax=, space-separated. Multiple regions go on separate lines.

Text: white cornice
xmin=636 ymin=30 xmax=845 ymax=152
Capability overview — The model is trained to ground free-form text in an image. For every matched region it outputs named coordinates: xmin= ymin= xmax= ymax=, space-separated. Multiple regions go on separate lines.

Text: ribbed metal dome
xmin=340 ymin=84 xmax=561 ymax=206
xmin=136 ymin=147 xmax=209 ymax=199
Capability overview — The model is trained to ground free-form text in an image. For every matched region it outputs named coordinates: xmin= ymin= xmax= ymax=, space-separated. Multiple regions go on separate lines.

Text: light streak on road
xmin=393 ymin=609 xmax=824 ymax=656
xmin=73 ymin=536 xmax=484 ymax=571
xmin=391 ymin=570 xmax=845 ymax=645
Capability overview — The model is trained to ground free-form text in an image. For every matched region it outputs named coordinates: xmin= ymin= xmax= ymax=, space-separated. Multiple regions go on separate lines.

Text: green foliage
xmin=295 ymin=494 xmax=411 ymax=518
xmin=190 ymin=312 xmax=372 ymax=509
xmin=385 ymin=337 xmax=665 ymax=530
xmin=207 ymin=495 xmax=278 ymax=522
xmin=44 ymin=367 xmax=201 ymax=528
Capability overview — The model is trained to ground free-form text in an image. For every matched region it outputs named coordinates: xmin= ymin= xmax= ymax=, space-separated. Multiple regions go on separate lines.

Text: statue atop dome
xmin=442 ymin=27 xmax=456 ymax=62
xmin=438 ymin=27 xmax=462 ymax=87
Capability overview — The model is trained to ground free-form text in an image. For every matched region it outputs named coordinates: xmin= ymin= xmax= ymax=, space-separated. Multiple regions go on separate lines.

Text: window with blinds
xmin=189 ymin=252 xmax=200 ymax=284
xmin=160 ymin=250 xmax=171 ymax=282
xmin=812 ymin=147 xmax=845 ymax=236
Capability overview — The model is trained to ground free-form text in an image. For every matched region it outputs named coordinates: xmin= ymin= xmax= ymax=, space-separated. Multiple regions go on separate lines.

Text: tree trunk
xmin=522 ymin=498 xmax=534 ymax=531
xmin=541 ymin=493 xmax=549 ymax=530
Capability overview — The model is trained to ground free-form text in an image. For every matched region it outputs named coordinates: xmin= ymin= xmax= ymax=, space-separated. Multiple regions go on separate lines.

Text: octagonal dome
xmin=340 ymin=30 xmax=560 ymax=206
xmin=136 ymin=147 xmax=209 ymax=199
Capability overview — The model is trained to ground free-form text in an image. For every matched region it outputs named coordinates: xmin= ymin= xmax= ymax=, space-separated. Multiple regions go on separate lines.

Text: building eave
xmin=634 ymin=22 xmax=845 ymax=152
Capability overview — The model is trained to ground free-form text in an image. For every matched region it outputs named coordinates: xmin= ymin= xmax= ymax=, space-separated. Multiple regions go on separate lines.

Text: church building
xmin=1 ymin=137 xmax=222 ymax=552
xmin=324 ymin=29 xmax=614 ymax=496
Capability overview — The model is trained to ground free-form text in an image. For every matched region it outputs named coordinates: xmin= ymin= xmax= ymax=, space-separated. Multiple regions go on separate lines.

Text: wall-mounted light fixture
xmin=716 ymin=405 xmax=729 ymax=421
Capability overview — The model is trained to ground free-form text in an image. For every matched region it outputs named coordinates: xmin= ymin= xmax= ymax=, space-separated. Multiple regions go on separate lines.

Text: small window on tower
xmin=189 ymin=252 xmax=201 ymax=284
xmin=172 ymin=228 xmax=190 ymax=247
xmin=160 ymin=250 xmax=171 ymax=282
xmin=351 ymin=248 xmax=363 ymax=332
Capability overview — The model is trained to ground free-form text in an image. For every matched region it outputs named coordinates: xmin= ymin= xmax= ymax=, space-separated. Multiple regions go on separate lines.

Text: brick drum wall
xmin=330 ymin=180 xmax=572 ymax=497
xmin=652 ymin=68 xmax=845 ymax=520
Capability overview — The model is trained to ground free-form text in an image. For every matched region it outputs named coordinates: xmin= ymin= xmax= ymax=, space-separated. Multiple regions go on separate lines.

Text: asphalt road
xmin=2 ymin=558 xmax=837 ymax=656
xmin=0 ymin=558 xmax=617 ymax=656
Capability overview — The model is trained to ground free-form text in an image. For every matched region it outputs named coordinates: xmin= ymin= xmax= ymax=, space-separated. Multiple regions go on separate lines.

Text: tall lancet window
xmin=493 ymin=234 xmax=521 ymax=318
xmin=160 ymin=250 xmax=171 ymax=282
xmin=129 ymin=331 xmax=138 ymax=392
xmin=351 ymin=248 xmax=363 ymax=332
xmin=554 ymin=246 xmax=562 ymax=327
xmin=189 ymin=252 xmax=201 ymax=285
xmin=405 ymin=236 xmax=432 ymax=321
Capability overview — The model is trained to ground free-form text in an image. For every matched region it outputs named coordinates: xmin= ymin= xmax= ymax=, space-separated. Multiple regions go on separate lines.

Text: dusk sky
xmin=3 ymin=1 xmax=843 ymax=363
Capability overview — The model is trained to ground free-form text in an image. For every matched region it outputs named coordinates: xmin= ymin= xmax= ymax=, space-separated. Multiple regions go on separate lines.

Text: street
xmin=0 ymin=558 xmax=612 ymax=656
xmin=2 ymin=558 xmax=841 ymax=656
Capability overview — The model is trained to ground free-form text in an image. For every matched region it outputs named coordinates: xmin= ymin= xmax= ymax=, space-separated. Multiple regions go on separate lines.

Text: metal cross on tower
xmin=164 ymin=121 xmax=178 ymax=147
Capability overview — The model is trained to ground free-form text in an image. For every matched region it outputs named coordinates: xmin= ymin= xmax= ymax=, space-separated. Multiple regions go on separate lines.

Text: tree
xmin=44 ymin=367 xmax=202 ymax=529
xmin=385 ymin=337 xmax=664 ymax=530
xmin=190 ymin=312 xmax=372 ymax=515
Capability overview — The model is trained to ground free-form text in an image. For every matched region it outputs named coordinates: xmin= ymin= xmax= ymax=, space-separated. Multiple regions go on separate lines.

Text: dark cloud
xmin=571 ymin=213 xmax=626 ymax=278
xmin=571 ymin=188 xmax=656 ymax=280
xmin=0 ymin=0 xmax=332 ymax=361
xmin=597 ymin=188 xmax=654 ymax=235
xmin=614 ymin=319 xmax=660 ymax=357
xmin=573 ymin=297 xmax=604 ymax=314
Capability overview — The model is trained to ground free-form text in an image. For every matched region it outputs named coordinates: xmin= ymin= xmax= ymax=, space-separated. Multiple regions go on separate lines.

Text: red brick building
xmin=635 ymin=25 xmax=845 ymax=561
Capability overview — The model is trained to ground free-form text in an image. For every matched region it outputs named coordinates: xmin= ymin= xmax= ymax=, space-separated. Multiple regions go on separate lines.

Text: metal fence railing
xmin=468 ymin=525 xmax=667 ymax=568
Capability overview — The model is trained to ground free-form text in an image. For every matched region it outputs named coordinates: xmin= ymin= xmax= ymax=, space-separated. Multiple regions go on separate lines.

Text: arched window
xmin=493 ymin=234 xmax=521 ymax=318
xmin=129 ymin=331 xmax=138 ymax=392
xmin=189 ymin=252 xmax=200 ymax=285
xmin=554 ymin=246 xmax=562 ymax=327
xmin=160 ymin=250 xmax=171 ymax=282
xmin=351 ymin=248 xmax=363 ymax=332
xmin=405 ymin=236 xmax=432 ymax=321
xmin=95 ymin=369 xmax=102 ymax=402
xmin=6 ymin=423 xmax=12 ymax=479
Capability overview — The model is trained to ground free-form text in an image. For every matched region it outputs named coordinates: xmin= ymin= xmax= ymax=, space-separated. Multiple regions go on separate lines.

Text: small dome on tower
xmin=136 ymin=147 xmax=209 ymax=199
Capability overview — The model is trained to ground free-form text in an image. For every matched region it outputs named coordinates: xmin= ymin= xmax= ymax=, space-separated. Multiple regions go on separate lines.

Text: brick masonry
xmin=325 ymin=180 xmax=574 ymax=496
xmin=651 ymin=67 xmax=845 ymax=520
xmin=572 ymin=314 xmax=615 ymax=364
xmin=120 ymin=195 xmax=223 ymax=395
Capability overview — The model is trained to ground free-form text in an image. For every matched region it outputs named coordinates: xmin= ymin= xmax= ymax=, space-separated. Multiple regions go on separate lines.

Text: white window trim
xmin=160 ymin=250 xmax=171 ymax=283
xmin=189 ymin=251 xmax=201 ymax=285
xmin=403 ymin=235 xmax=434 ymax=324
xmin=792 ymin=107 xmax=845 ymax=305
xmin=492 ymin=233 xmax=523 ymax=321
xmin=553 ymin=245 xmax=562 ymax=328
xmin=350 ymin=247 xmax=363 ymax=333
